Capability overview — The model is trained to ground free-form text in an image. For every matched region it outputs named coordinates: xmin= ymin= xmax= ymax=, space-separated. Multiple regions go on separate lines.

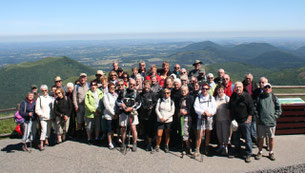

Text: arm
xmin=207 ymin=97 xmax=217 ymax=116
xmin=53 ymin=101 xmax=61 ymax=117
xmin=132 ymin=93 xmax=141 ymax=111
xmin=35 ymin=97 xmax=43 ymax=117
xmin=103 ymin=94 xmax=115 ymax=116
xmin=66 ymin=97 xmax=73 ymax=117
xmin=155 ymin=99 xmax=163 ymax=120
xmin=19 ymin=101 xmax=29 ymax=118
xmin=168 ymin=100 xmax=175 ymax=119
xmin=246 ymin=94 xmax=254 ymax=123
xmin=194 ymin=96 xmax=204 ymax=117
xmin=73 ymin=86 xmax=78 ymax=109
xmin=274 ymin=96 xmax=282 ymax=119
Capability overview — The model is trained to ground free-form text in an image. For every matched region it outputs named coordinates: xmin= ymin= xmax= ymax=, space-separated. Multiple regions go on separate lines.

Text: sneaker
xmin=193 ymin=148 xmax=200 ymax=157
xmin=120 ymin=143 xmax=126 ymax=152
xmin=109 ymin=143 xmax=114 ymax=150
xmin=255 ymin=152 xmax=262 ymax=160
xmin=132 ymin=143 xmax=137 ymax=152
xmin=22 ymin=144 xmax=28 ymax=151
xmin=155 ymin=146 xmax=160 ymax=152
xmin=245 ymin=155 xmax=251 ymax=163
xmin=269 ymin=153 xmax=275 ymax=161
xmin=164 ymin=145 xmax=169 ymax=153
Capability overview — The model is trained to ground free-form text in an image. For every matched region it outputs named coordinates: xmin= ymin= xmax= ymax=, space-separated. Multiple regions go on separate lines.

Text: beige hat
xmin=96 ymin=70 xmax=104 ymax=76
xmin=193 ymin=60 xmax=203 ymax=66
xmin=264 ymin=83 xmax=272 ymax=88
xmin=80 ymin=73 xmax=87 ymax=77
xmin=54 ymin=76 xmax=62 ymax=82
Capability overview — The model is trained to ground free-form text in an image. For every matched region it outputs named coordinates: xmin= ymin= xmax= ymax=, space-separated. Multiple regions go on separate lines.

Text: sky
xmin=1 ymin=0 xmax=305 ymax=40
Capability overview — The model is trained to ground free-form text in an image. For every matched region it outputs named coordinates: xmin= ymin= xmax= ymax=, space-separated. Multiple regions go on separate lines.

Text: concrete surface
xmin=0 ymin=135 xmax=304 ymax=173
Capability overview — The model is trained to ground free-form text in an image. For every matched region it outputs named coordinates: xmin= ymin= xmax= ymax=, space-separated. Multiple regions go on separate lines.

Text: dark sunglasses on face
xmin=164 ymin=92 xmax=171 ymax=94
xmin=55 ymin=81 xmax=61 ymax=83
xmin=202 ymin=88 xmax=209 ymax=90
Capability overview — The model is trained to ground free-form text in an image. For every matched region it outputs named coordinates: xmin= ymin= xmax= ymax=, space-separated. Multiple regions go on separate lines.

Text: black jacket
xmin=242 ymin=80 xmax=258 ymax=98
xmin=54 ymin=96 xmax=73 ymax=118
xmin=228 ymin=92 xmax=254 ymax=123
xmin=177 ymin=94 xmax=196 ymax=126
xmin=139 ymin=90 xmax=158 ymax=120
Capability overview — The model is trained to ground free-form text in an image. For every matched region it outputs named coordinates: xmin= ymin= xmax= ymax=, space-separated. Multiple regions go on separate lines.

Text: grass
xmin=0 ymin=111 xmax=16 ymax=135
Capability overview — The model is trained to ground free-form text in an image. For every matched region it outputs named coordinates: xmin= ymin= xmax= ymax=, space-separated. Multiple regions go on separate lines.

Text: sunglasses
xmin=55 ymin=81 xmax=61 ymax=83
xmin=202 ymin=88 xmax=209 ymax=90
xmin=42 ymin=90 xmax=48 ymax=92
xmin=56 ymin=92 xmax=61 ymax=95
xmin=164 ymin=92 xmax=171 ymax=94
xmin=224 ymin=78 xmax=229 ymax=80
xmin=110 ymin=75 xmax=117 ymax=77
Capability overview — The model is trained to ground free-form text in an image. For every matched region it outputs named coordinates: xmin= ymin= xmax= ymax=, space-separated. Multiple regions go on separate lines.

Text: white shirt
xmin=194 ymin=94 xmax=217 ymax=119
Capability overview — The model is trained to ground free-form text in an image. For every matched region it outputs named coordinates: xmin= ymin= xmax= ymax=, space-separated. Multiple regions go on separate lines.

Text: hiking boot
xmin=186 ymin=147 xmax=192 ymax=155
xmin=120 ymin=143 xmax=126 ymax=152
xmin=269 ymin=153 xmax=275 ymax=161
xmin=193 ymin=148 xmax=200 ymax=157
xmin=255 ymin=152 xmax=262 ymax=160
xmin=132 ymin=143 xmax=137 ymax=152
xmin=155 ymin=146 xmax=160 ymax=152
xmin=245 ymin=155 xmax=251 ymax=163
xmin=164 ymin=145 xmax=169 ymax=153
xmin=87 ymin=139 xmax=93 ymax=145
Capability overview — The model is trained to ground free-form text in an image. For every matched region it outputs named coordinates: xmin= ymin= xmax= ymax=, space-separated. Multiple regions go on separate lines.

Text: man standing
xmin=254 ymin=83 xmax=282 ymax=161
xmin=214 ymin=74 xmax=234 ymax=97
xmin=228 ymin=81 xmax=254 ymax=163
xmin=188 ymin=60 xmax=202 ymax=78
xmin=253 ymin=77 xmax=268 ymax=101
xmin=73 ymin=73 xmax=90 ymax=136
xmin=138 ymin=61 xmax=147 ymax=78
xmin=172 ymin=64 xmax=181 ymax=78
xmin=214 ymin=68 xmax=225 ymax=85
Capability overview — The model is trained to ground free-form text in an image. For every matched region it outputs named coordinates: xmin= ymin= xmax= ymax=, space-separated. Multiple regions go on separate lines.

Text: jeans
xmin=250 ymin=116 xmax=257 ymax=141
xmin=233 ymin=121 xmax=252 ymax=155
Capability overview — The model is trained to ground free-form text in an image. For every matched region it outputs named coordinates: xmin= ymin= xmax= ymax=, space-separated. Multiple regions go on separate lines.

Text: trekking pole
xmin=180 ymin=115 xmax=184 ymax=158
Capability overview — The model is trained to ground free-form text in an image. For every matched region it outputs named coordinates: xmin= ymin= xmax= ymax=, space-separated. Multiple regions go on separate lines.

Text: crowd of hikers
xmin=15 ymin=60 xmax=282 ymax=163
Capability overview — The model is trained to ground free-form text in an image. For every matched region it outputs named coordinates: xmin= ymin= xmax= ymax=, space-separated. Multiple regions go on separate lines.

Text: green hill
xmin=230 ymin=43 xmax=278 ymax=59
xmin=0 ymin=56 xmax=95 ymax=108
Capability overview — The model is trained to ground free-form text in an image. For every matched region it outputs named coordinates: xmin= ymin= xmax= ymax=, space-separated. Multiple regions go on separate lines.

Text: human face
xmin=51 ymin=87 xmax=56 ymax=95
xmin=132 ymin=69 xmax=138 ymax=75
xmin=259 ymin=79 xmax=267 ymax=89
xmin=129 ymin=81 xmax=136 ymax=90
xmin=110 ymin=73 xmax=117 ymax=80
xmin=263 ymin=86 xmax=272 ymax=94
xmin=217 ymin=87 xmax=225 ymax=97
xmin=175 ymin=64 xmax=180 ymax=72
xmin=91 ymin=84 xmax=97 ymax=92
xmin=181 ymin=88 xmax=188 ymax=97
xmin=80 ymin=76 xmax=87 ymax=84
xmin=193 ymin=82 xmax=200 ymax=91
xmin=123 ymin=75 xmax=128 ymax=82
xmin=151 ymin=76 xmax=157 ymax=84
xmin=181 ymin=79 xmax=188 ymax=86
xmin=174 ymin=81 xmax=181 ymax=90
xmin=223 ymin=75 xmax=230 ymax=85
xmin=102 ymin=82 xmax=108 ymax=89
xmin=139 ymin=63 xmax=145 ymax=70
xmin=164 ymin=90 xmax=171 ymax=99
xmin=144 ymin=83 xmax=151 ymax=92
xmin=201 ymin=86 xmax=209 ymax=96
xmin=235 ymin=83 xmax=243 ymax=95
xmin=218 ymin=69 xmax=225 ymax=78
xmin=41 ymin=89 xmax=48 ymax=96
xmin=67 ymin=87 xmax=73 ymax=93
xmin=245 ymin=75 xmax=252 ymax=84
xmin=113 ymin=62 xmax=119 ymax=70
xmin=151 ymin=67 xmax=157 ymax=74
xmin=180 ymin=70 xmax=187 ymax=76
xmin=165 ymin=79 xmax=173 ymax=89
xmin=207 ymin=76 xmax=214 ymax=83
xmin=27 ymin=93 xmax=34 ymax=101
xmin=56 ymin=90 xmax=63 ymax=99
xmin=32 ymin=88 xmax=38 ymax=94
xmin=117 ymin=82 xmax=125 ymax=90
xmin=109 ymin=85 xmax=116 ymax=94
xmin=190 ymin=77 xmax=197 ymax=84
xmin=55 ymin=80 xmax=62 ymax=87
xmin=195 ymin=63 xmax=201 ymax=70
xmin=163 ymin=63 xmax=169 ymax=72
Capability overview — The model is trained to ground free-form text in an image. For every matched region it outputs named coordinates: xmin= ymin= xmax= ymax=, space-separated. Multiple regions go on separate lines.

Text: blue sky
xmin=0 ymin=0 xmax=304 ymax=37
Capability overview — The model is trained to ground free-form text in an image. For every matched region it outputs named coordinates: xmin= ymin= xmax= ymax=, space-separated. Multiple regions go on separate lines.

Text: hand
xmin=126 ymin=107 xmax=133 ymax=112
xmin=161 ymin=118 xmax=166 ymax=123
xmin=244 ymin=116 xmax=252 ymax=124
xmin=28 ymin=112 xmax=33 ymax=117
xmin=75 ymin=107 xmax=79 ymax=112
xmin=205 ymin=111 xmax=211 ymax=117
xmin=64 ymin=115 xmax=68 ymax=121
xmin=121 ymin=102 xmax=126 ymax=108
xmin=180 ymin=109 xmax=187 ymax=115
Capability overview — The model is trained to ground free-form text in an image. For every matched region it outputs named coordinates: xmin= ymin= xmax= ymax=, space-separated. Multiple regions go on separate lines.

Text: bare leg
xmin=156 ymin=129 xmax=163 ymax=147
xmin=164 ymin=129 xmax=170 ymax=146
xmin=121 ymin=127 xmax=126 ymax=144
xmin=131 ymin=125 xmax=138 ymax=143
xmin=196 ymin=130 xmax=203 ymax=150
xmin=258 ymin=138 xmax=264 ymax=152
xmin=269 ymin=137 xmax=274 ymax=152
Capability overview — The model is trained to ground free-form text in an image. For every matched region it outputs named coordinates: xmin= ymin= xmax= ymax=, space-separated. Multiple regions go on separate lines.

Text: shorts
xmin=197 ymin=116 xmax=213 ymax=131
xmin=105 ymin=119 xmax=113 ymax=133
xmin=86 ymin=115 xmax=101 ymax=133
xmin=182 ymin=115 xmax=192 ymax=141
xmin=119 ymin=113 xmax=139 ymax=127
xmin=257 ymin=125 xmax=276 ymax=138
xmin=157 ymin=122 xmax=172 ymax=130
xmin=76 ymin=104 xmax=85 ymax=124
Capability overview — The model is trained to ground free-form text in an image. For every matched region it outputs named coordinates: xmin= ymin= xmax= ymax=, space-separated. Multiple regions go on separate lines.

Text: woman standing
xmin=35 ymin=85 xmax=53 ymax=151
xmin=19 ymin=92 xmax=36 ymax=151
xmin=53 ymin=88 xmax=72 ymax=143
xmin=193 ymin=83 xmax=216 ymax=156
xmin=102 ymin=83 xmax=118 ymax=149
xmin=155 ymin=88 xmax=175 ymax=153
xmin=214 ymin=84 xmax=230 ymax=155
xmin=85 ymin=81 xmax=104 ymax=144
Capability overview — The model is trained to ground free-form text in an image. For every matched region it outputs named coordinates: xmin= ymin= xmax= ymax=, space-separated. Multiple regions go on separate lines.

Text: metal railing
xmin=273 ymin=85 xmax=305 ymax=97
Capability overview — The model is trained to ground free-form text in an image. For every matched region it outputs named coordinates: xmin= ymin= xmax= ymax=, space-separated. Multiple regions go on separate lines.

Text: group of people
xmin=18 ymin=59 xmax=282 ymax=163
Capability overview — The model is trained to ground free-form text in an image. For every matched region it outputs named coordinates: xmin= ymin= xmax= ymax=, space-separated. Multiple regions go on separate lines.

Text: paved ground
xmin=0 ymin=135 xmax=305 ymax=173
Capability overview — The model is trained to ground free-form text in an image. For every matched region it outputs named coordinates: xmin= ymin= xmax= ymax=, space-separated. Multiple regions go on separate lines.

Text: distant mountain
xmin=176 ymin=41 xmax=224 ymax=52
xmin=248 ymin=51 xmax=305 ymax=69
xmin=230 ymin=43 xmax=278 ymax=59
xmin=296 ymin=46 xmax=305 ymax=57
xmin=0 ymin=56 xmax=95 ymax=108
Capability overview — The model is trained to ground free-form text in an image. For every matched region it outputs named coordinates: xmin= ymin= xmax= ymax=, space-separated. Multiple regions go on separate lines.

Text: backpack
xmin=14 ymin=102 xmax=26 ymax=124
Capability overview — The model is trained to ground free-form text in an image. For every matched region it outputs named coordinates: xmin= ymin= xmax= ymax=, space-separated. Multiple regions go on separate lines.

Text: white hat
xmin=80 ymin=73 xmax=87 ymax=77
xmin=96 ymin=70 xmax=104 ymax=76
xmin=264 ymin=83 xmax=272 ymax=88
